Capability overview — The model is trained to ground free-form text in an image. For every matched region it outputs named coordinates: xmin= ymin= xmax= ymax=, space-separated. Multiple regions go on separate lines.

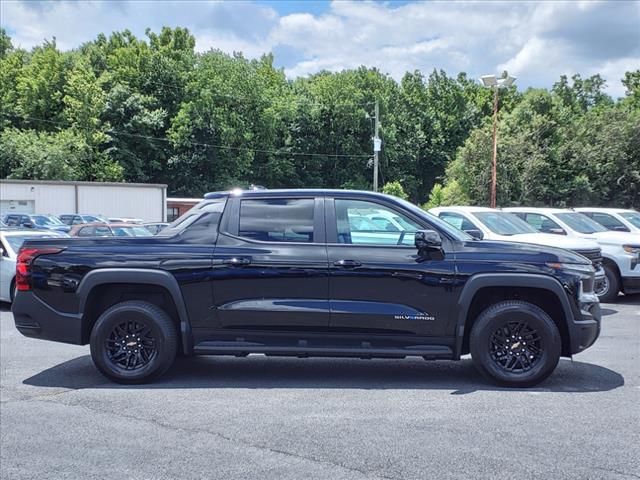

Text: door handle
xmin=222 ymin=257 xmax=251 ymax=266
xmin=333 ymin=259 xmax=362 ymax=268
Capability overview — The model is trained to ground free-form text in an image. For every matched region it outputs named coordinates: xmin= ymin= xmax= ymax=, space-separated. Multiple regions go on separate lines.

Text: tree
xmin=382 ymin=181 xmax=408 ymax=200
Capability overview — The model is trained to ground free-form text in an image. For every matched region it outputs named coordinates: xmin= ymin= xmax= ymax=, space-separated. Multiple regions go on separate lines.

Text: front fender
xmin=454 ymin=273 xmax=574 ymax=358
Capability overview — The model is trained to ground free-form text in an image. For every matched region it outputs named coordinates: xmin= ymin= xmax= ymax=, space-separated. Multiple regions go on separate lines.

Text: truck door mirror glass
xmin=548 ymin=228 xmax=566 ymax=235
xmin=415 ymin=230 xmax=442 ymax=249
xmin=464 ymin=229 xmax=484 ymax=240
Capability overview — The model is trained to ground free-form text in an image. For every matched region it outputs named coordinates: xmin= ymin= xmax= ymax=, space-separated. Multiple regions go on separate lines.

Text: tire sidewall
xmin=90 ymin=302 xmax=176 ymax=384
xmin=597 ymin=264 xmax=619 ymax=303
xmin=471 ymin=303 xmax=561 ymax=387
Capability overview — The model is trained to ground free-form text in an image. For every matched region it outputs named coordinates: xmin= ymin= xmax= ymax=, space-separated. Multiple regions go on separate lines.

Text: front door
xmin=326 ymin=197 xmax=456 ymax=337
xmin=212 ymin=195 xmax=330 ymax=332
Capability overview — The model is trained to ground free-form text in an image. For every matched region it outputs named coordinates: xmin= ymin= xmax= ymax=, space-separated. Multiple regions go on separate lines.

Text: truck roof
xmin=204 ymin=189 xmax=402 ymax=200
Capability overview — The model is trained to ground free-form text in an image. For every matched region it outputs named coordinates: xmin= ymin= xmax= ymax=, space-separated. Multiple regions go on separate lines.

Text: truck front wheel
xmin=90 ymin=300 xmax=177 ymax=384
xmin=470 ymin=300 xmax=561 ymax=388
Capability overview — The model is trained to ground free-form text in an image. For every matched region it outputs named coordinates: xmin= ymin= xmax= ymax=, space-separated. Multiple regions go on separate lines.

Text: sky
xmin=1 ymin=0 xmax=639 ymax=97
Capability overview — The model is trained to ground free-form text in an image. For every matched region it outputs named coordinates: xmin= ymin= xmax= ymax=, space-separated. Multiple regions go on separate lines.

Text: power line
xmin=1 ymin=112 xmax=372 ymax=159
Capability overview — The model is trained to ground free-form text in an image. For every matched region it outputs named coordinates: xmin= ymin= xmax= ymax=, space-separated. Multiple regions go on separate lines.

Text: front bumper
xmin=621 ymin=276 xmax=640 ymax=294
xmin=12 ymin=291 xmax=83 ymax=345
xmin=569 ymin=289 xmax=601 ymax=354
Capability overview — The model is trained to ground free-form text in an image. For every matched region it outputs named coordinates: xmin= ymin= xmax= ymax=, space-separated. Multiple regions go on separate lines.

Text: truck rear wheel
xmin=470 ymin=300 xmax=561 ymax=388
xmin=90 ymin=300 xmax=177 ymax=384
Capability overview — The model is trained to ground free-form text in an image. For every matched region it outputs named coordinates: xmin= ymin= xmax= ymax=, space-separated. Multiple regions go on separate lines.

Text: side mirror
xmin=613 ymin=225 xmax=630 ymax=232
xmin=23 ymin=221 xmax=34 ymax=228
xmin=548 ymin=228 xmax=566 ymax=235
xmin=415 ymin=230 xmax=442 ymax=250
xmin=464 ymin=229 xmax=484 ymax=240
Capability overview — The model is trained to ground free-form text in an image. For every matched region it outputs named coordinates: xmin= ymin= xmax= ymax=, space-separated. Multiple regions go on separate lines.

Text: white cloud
xmin=2 ymin=0 xmax=639 ymax=97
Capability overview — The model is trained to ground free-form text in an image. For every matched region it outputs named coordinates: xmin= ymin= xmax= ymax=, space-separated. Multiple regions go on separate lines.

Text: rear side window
xmin=239 ymin=198 xmax=315 ymax=243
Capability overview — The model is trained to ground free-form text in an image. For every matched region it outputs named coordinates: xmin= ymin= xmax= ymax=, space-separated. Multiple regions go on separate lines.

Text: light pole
xmin=480 ymin=72 xmax=516 ymax=208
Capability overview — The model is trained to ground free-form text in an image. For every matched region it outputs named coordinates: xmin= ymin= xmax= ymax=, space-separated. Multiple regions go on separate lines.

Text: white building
xmin=0 ymin=179 xmax=167 ymax=222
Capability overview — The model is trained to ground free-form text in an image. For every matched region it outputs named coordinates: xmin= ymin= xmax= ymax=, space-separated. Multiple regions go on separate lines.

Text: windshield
xmin=32 ymin=215 xmax=64 ymax=226
xmin=620 ymin=211 xmax=640 ymax=228
xmin=393 ymin=197 xmax=472 ymax=241
xmin=473 ymin=212 xmax=537 ymax=235
xmin=111 ymin=226 xmax=153 ymax=237
xmin=556 ymin=213 xmax=607 ymax=234
xmin=84 ymin=215 xmax=107 ymax=223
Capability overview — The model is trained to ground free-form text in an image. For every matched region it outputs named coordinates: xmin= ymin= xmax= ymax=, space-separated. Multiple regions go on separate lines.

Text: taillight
xmin=16 ymin=247 xmax=63 ymax=291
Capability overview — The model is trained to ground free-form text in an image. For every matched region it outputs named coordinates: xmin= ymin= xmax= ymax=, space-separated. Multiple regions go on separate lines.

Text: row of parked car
xmin=428 ymin=206 xmax=639 ymax=303
xmin=1 ymin=213 xmax=169 ymax=236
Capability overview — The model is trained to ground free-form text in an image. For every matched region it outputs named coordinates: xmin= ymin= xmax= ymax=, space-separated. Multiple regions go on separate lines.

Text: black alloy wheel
xmin=105 ymin=320 xmax=157 ymax=371
xmin=489 ymin=320 xmax=542 ymax=373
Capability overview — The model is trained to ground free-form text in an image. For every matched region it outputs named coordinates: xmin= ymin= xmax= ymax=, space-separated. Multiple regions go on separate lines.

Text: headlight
xmin=546 ymin=262 xmax=595 ymax=274
xmin=623 ymin=245 xmax=640 ymax=254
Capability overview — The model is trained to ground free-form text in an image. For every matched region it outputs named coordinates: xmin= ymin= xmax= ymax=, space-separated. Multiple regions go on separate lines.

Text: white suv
xmin=429 ymin=206 xmax=606 ymax=293
xmin=505 ymin=207 xmax=640 ymax=302
xmin=574 ymin=208 xmax=640 ymax=234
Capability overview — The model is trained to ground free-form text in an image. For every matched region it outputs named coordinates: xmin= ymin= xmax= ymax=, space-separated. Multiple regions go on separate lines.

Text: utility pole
xmin=373 ymin=99 xmax=380 ymax=192
xmin=490 ymin=87 xmax=499 ymax=208
xmin=480 ymin=72 xmax=516 ymax=208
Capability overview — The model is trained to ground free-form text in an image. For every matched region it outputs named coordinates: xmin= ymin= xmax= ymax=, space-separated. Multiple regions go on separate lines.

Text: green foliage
xmin=423 ymin=180 xmax=470 ymax=209
xmin=447 ymin=84 xmax=640 ymax=207
xmin=382 ymin=181 xmax=408 ymax=200
xmin=0 ymin=128 xmax=111 ymax=180
xmin=0 ymin=28 xmax=637 ymax=207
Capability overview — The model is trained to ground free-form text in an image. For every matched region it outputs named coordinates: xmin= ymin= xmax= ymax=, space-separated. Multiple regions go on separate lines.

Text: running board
xmin=194 ymin=341 xmax=453 ymax=359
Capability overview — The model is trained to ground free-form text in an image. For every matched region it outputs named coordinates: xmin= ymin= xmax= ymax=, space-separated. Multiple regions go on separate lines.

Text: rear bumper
xmin=12 ymin=291 xmax=84 ymax=345
xmin=621 ymin=276 xmax=640 ymax=294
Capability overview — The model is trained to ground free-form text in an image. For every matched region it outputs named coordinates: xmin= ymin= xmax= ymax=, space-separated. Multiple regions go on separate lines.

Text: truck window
xmin=590 ymin=213 xmax=629 ymax=232
xmin=239 ymin=198 xmax=315 ymax=243
xmin=335 ymin=199 xmax=420 ymax=246
xmin=439 ymin=212 xmax=477 ymax=231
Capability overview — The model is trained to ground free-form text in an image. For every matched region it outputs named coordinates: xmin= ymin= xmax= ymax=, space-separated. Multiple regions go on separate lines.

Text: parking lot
xmin=0 ymin=298 xmax=638 ymax=480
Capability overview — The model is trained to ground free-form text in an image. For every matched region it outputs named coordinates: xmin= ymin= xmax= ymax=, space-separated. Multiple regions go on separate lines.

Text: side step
xmin=194 ymin=341 xmax=453 ymax=359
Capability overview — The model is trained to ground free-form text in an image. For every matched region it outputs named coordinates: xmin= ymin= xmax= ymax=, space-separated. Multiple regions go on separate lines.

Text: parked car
xmin=0 ymin=229 xmax=69 ymax=302
xmin=2 ymin=213 xmax=71 ymax=233
xmin=58 ymin=214 xmax=108 ymax=226
xmin=505 ymin=207 xmax=640 ymax=302
xmin=107 ymin=217 xmax=144 ymax=224
xmin=13 ymin=189 xmax=600 ymax=387
xmin=429 ymin=206 xmax=606 ymax=297
xmin=575 ymin=208 xmax=640 ymax=234
xmin=69 ymin=223 xmax=153 ymax=237
xmin=144 ymin=222 xmax=170 ymax=235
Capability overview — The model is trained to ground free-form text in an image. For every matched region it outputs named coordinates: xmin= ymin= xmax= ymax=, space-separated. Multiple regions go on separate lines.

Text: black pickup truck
xmin=12 ymin=189 xmax=601 ymax=387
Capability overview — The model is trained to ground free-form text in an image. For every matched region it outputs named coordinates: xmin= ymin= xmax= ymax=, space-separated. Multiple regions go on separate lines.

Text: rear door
xmin=326 ymin=196 xmax=457 ymax=337
xmin=212 ymin=194 xmax=330 ymax=332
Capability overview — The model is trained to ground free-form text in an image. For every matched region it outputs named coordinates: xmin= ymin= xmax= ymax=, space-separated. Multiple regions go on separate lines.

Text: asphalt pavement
xmin=1 ymin=297 xmax=639 ymax=480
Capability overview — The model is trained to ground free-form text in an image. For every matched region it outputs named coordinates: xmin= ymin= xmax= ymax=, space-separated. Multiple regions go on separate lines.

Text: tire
xmin=596 ymin=263 xmax=620 ymax=304
xmin=90 ymin=300 xmax=177 ymax=384
xmin=470 ymin=300 xmax=561 ymax=388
